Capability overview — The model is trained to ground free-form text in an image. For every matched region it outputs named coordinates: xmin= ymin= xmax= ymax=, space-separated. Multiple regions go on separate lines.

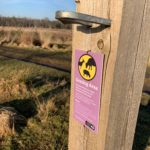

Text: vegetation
xmin=0 ymin=16 xmax=71 ymax=29
xmin=133 ymin=104 xmax=150 ymax=150
xmin=133 ymin=62 xmax=150 ymax=150
xmin=0 ymin=50 xmax=71 ymax=149
xmin=0 ymin=26 xmax=72 ymax=149
xmin=0 ymin=27 xmax=72 ymax=51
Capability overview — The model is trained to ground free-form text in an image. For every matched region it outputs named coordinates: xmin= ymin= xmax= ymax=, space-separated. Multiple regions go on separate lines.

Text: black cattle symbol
xmin=78 ymin=59 xmax=85 ymax=68
xmin=83 ymin=70 xmax=91 ymax=78
xmin=86 ymin=58 xmax=96 ymax=70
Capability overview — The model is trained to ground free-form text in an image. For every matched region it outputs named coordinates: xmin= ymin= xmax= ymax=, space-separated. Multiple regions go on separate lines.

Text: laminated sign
xmin=74 ymin=49 xmax=104 ymax=133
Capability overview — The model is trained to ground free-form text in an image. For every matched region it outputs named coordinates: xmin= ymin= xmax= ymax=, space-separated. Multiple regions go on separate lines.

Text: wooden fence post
xmin=68 ymin=0 xmax=150 ymax=150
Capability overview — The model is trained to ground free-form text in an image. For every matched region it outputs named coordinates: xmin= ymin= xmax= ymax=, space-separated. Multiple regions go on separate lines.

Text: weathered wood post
xmin=58 ymin=0 xmax=150 ymax=149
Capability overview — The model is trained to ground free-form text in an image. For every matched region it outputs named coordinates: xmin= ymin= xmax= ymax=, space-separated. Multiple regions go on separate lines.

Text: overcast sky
xmin=0 ymin=0 xmax=75 ymax=20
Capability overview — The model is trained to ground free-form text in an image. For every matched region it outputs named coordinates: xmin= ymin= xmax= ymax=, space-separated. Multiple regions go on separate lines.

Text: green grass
xmin=0 ymin=55 xmax=70 ymax=80
xmin=0 ymin=55 xmax=70 ymax=150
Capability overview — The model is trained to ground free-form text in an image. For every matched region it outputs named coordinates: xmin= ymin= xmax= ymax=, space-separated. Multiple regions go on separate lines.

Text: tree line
xmin=0 ymin=16 xmax=71 ymax=29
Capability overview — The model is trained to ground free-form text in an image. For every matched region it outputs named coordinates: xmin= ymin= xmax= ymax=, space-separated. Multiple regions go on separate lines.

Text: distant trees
xmin=0 ymin=16 xmax=71 ymax=29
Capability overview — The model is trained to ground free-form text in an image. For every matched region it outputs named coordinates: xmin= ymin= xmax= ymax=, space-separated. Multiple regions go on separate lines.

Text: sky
xmin=0 ymin=0 xmax=76 ymax=20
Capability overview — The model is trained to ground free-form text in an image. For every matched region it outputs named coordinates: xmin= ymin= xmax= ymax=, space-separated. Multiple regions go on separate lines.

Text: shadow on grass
xmin=38 ymin=82 xmax=70 ymax=101
xmin=0 ymin=74 xmax=70 ymax=137
xmin=0 ymin=99 xmax=37 ymax=133
xmin=1 ymin=80 xmax=70 ymax=118
xmin=25 ymin=75 xmax=70 ymax=89
xmin=2 ymin=99 xmax=37 ymax=118
xmin=133 ymin=104 xmax=150 ymax=150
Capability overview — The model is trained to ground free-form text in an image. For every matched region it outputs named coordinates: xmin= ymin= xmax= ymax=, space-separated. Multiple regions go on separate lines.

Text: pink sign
xmin=74 ymin=49 xmax=104 ymax=133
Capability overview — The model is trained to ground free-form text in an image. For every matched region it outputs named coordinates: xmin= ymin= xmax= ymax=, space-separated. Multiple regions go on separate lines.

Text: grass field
xmin=0 ymin=50 xmax=71 ymax=149
xmin=0 ymin=27 xmax=72 ymax=149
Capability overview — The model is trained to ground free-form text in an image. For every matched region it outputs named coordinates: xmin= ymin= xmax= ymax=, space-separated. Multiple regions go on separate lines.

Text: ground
xmin=0 ymin=47 xmax=71 ymax=150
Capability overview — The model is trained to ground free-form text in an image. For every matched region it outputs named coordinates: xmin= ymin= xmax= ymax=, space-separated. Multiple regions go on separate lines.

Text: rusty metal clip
xmin=55 ymin=11 xmax=111 ymax=28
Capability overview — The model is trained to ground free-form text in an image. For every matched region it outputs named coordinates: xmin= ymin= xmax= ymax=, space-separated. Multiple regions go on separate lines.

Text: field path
xmin=0 ymin=46 xmax=71 ymax=73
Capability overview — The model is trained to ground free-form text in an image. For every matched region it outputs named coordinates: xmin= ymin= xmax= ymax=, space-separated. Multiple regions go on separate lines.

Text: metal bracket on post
xmin=55 ymin=11 xmax=111 ymax=28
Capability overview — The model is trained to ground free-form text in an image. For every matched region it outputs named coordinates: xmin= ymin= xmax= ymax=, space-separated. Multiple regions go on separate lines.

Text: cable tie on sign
xmin=87 ymin=50 xmax=91 ymax=54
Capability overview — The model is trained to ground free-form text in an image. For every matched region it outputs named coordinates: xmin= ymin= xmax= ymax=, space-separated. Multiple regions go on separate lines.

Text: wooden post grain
xmin=69 ymin=0 xmax=150 ymax=150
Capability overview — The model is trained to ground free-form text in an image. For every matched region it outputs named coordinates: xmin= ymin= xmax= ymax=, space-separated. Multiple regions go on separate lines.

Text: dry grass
xmin=0 ymin=107 xmax=26 ymax=138
xmin=0 ymin=26 xmax=72 ymax=51
xmin=0 ymin=78 xmax=28 ymax=103
xmin=141 ymin=93 xmax=150 ymax=106
xmin=0 ymin=111 xmax=13 ymax=138
xmin=0 ymin=55 xmax=70 ymax=149
xmin=148 ymin=56 xmax=150 ymax=67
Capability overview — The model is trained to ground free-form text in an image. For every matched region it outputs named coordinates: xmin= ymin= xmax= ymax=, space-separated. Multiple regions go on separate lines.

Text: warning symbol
xmin=78 ymin=54 xmax=97 ymax=81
